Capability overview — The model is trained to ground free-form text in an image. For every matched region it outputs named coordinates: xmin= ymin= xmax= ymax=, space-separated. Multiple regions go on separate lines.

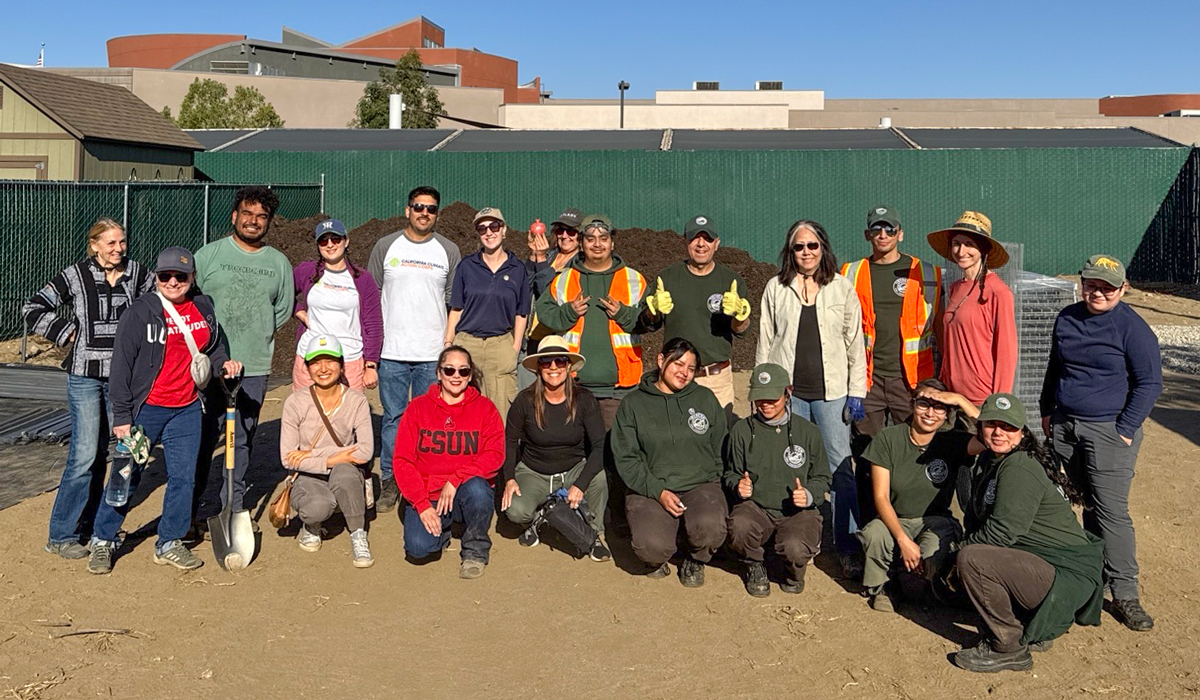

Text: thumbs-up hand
xmin=737 ymin=470 xmax=753 ymax=499
xmin=646 ymin=276 xmax=674 ymax=316
xmin=721 ymin=280 xmax=752 ymax=321
xmin=792 ymin=478 xmax=808 ymax=508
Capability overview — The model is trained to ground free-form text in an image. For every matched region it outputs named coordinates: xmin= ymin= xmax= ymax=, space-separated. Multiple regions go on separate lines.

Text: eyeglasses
xmin=440 ymin=366 xmax=471 ymax=378
xmin=552 ymin=226 xmax=579 ymax=237
xmin=157 ymin=272 xmax=188 ymax=283
xmin=868 ymin=224 xmax=897 ymax=237
xmin=409 ymin=203 xmax=439 ymax=214
xmin=792 ymin=241 xmax=822 ymax=252
xmin=1081 ymin=281 xmax=1121 ymax=297
xmin=475 ymin=221 xmax=503 ymax=234
xmin=317 ymin=234 xmax=345 ymax=247
xmin=537 ymin=357 xmax=570 ymax=369
xmin=913 ymin=397 xmax=949 ymax=414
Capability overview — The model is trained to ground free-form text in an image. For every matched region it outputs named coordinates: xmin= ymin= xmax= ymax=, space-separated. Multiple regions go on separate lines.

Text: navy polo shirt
xmin=450 ymin=251 xmax=532 ymax=338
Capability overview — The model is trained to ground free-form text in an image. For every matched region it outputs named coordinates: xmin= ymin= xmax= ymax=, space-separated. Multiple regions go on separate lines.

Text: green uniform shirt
xmin=724 ymin=412 xmax=830 ymax=516
xmin=194 ymin=236 xmax=294 ymax=377
xmin=964 ymin=450 xmax=1092 ymax=551
xmin=648 ymin=261 xmax=747 ymax=366
xmin=862 ymin=423 xmax=972 ymax=519
xmin=868 ymin=255 xmax=911 ymax=378
xmin=612 ymin=374 xmax=725 ymax=498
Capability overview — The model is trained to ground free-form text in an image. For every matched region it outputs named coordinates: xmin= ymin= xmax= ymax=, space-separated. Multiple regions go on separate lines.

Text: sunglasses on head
xmin=475 ymin=221 xmax=503 ymax=233
xmin=440 ymin=366 xmax=471 ymax=378
xmin=409 ymin=203 xmax=439 ymax=214
xmin=157 ymin=271 xmax=188 ymax=283
xmin=868 ymin=224 xmax=897 ymax=237
xmin=537 ymin=357 xmax=570 ymax=369
xmin=317 ymin=234 xmax=345 ymax=246
xmin=792 ymin=241 xmax=822 ymax=252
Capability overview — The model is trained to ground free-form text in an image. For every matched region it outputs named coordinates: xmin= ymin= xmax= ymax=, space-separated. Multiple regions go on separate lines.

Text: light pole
xmin=618 ymin=81 xmax=629 ymax=129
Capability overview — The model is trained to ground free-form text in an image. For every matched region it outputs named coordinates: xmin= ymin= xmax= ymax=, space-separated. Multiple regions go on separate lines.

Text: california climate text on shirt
xmin=370 ymin=230 xmax=461 ymax=363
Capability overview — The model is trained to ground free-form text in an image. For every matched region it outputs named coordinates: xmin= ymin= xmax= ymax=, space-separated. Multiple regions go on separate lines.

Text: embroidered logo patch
xmin=783 ymin=445 xmax=806 ymax=468
xmin=687 ymin=408 xmax=710 ymax=435
xmin=984 ymin=478 xmax=998 ymax=505
xmin=996 ymin=397 xmax=1011 ymax=410
xmin=707 ymin=293 xmax=723 ymax=313
xmin=892 ymin=278 xmax=908 ymax=297
xmin=757 ymin=372 xmax=771 ymax=384
xmin=925 ymin=459 xmax=949 ymax=485
xmin=876 ymin=208 xmax=887 ymax=216
xmin=695 ymin=216 xmax=708 ymax=226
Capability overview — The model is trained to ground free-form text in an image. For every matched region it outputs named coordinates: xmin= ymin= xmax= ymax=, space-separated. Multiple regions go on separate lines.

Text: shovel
xmin=208 ymin=373 xmax=255 ymax=571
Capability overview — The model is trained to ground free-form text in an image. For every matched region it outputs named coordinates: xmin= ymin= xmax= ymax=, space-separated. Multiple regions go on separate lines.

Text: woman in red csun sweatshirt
xmin=393 ymin=345 xmax=505 ymax=579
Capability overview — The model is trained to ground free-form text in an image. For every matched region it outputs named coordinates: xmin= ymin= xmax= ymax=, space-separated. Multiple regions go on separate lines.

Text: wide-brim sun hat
xmin=926 ymin=210 xmax=1009 ymax=269
xmin=521 ymin=335 xmax=585 ymax=373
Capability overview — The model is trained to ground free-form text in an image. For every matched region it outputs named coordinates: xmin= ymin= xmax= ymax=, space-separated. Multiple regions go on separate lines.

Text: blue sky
xmin=2 ymin=0 xmax=1195 ymax=99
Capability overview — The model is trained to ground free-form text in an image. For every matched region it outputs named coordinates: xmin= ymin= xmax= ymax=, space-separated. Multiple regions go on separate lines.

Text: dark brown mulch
xmin=264 ymin=203 xmax=778 ymax=376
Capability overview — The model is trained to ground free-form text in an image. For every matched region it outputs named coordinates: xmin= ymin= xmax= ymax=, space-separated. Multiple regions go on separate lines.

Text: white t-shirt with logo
xmin=368 ymin=230 xmax=461 ymax=362
xmin=297 ymin=268 xmax=363 ymax=360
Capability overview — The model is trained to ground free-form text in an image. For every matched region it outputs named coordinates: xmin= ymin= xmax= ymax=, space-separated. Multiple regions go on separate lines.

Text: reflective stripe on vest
xmin=551 ymin=266 xmax=645 ymax=387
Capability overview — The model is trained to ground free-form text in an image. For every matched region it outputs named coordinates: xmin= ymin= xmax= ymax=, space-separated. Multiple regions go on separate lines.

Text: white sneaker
xmin=297 ymin=525 xmax=322 ymax=552
xmin=350 ymin=529 xmax=374 ymax=568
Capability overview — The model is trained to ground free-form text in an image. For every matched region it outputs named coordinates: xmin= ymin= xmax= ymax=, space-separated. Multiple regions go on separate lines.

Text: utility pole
xmin=618 ymin=81 xmax=629 ymax=129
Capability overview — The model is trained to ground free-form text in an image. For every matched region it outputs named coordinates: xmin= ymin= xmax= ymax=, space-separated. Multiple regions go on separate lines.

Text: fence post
xmin=320 ymin=173 xmax=325 ymax=214
xmin=203 ymin=184 xmax=210 ymax=245
xmin=122 ymin=183 xmax=129 ymax=230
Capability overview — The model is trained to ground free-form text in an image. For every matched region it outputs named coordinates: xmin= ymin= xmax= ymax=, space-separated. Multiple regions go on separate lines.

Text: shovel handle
xmin=224 ymin=408 xmax=236 ymax=472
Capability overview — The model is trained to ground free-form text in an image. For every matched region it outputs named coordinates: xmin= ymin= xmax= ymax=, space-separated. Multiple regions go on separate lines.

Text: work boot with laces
xmin=679 ymin=558 xmax=705 ymax=588
xmin=743 ymin=561 xmax=770 ymax=598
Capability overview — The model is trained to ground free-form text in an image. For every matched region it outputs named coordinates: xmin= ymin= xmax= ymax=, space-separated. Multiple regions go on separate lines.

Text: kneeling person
xmin=280 ymin=335 xmax=375 ymax=567
xmin=612 ymin=337 xmax=728 ymax=586
xmin=858 ymin=379 xmax=979 ymax=611
xmin=726 ymin=363 xmax=830 ymax=597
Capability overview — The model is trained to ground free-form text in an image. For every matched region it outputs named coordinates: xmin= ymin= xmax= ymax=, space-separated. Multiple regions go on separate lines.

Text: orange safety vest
xmin=841 ymin=257 xmax=942 ymax=390
xmin=551 ymin=265 xmax=646 ymax=388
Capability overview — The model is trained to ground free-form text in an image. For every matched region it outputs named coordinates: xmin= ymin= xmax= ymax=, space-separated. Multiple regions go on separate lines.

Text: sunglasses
xmin=440 ymin=366 xmax=472 ymax=378
xmin=409 ymin=203 xmax=439 ymax=214
xmin=317 ymin=234 xmax=346 ymax=246
xmin=552 ymin=226 xmax=579 ymax=237
xmin=868 ymin=224 xmax=897 ymax=237
xmin=792 ymin=241 xmax=822 ymax=252
xmin=983 ymin=420 xmax=1022 ymax=433
xmin=537 ymin=357 xmax=570 ymax=369
xmin=476 ymin=221 xmax=503 ymax=233
xmin=157 ymin=272 xmax=189 ymax=283
xmin=913 ymin=397 xmax=949 ymax=414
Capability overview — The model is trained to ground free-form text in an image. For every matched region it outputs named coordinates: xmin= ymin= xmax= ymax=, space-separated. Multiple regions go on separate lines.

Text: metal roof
xmin=902 ymin=128 xmax=1180 ymax=149
xmin=215 ymin=128 xmax=456 ymax=152
xmin=186 ymin=129 xmax=256 ymax=150
xmin=440 ymin=130 xmax=664 ymax=152
xmin=671 ymin=129 xmax=911 ymax=151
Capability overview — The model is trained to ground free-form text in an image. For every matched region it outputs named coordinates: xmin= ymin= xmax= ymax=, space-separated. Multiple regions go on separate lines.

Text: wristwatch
xmin=365 ymin=362 xmax=378 ymax=369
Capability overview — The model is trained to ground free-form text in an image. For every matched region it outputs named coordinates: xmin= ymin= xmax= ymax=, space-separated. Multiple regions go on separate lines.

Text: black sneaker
xmin=780 ymin=565 xmax=807 ymax=594
xmin=518 ymin=526 xmax=540 ymax=548
xmin=1028 ymin=639 xmax=1053 ymax=653
xmin=743 ymin=561 xmax=770 ymax=598
xmin=1112 ymin=598 xmax=1154 ymax=631
xmin=679 ymin=558 xmax=705 ymax=588
xmin=645 ymin=562 xmax=670 ymax=579
xmin=376 ymin=479 xmax=400 ymax=513
xmin=588 ymin=538 xmax=611 ymax=562
xmin=953 ymin=641 xmax=1033 ymax=673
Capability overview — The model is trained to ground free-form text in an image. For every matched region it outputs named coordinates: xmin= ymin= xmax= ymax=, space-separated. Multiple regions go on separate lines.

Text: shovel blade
xmin=208 ymin=508 xmax=255 ymax=571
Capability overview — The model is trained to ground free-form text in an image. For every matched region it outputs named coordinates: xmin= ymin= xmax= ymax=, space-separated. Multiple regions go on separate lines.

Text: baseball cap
xmin=473 ymin=207 xmax=506 ymax=226
xmin=684 ymin=215 xmax=718 ymax=241
xmin=551 ymin=208 xmax=584 ymax=229
xmin=1080 ymin=254 xmax=1126 ymax=289
xmin=580 ymin=214 xmax=613 ymax=234
xmin=303 ymin=334 xmax=343 ymax=362
xmin=977 ymin=393 xmax=1027 ymax=430
xmin=866 ymin=204 xmax=901 ymax=229
xmin=313 ymin=219 xmax=348 ymax=240
xmin=155 ymin=247 xmax=195 ymax=275
xmin=748 ymin=363 xmax=790 ymax=402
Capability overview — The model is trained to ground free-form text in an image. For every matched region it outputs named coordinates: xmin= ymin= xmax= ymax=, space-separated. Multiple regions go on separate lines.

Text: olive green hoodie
xmin=612 ymin=373 xmax=725 ymax=498
xmin=724 ymin=411 xmax=830 ymax=516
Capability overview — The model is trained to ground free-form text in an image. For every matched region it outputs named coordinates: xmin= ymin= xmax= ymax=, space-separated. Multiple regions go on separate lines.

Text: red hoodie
xmin=393 ymin=384 xmax=505 ymax=513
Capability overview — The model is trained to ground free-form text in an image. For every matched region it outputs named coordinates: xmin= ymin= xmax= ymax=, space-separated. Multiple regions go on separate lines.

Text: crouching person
xmin=612 ymin=337 xmax=728 ymax=586
xmin=950 ymin=394 xmax=1104 ymax=673
xmin=726 ymin=363 xmax=830 ymax=597
xmin=280 ymin=335 xmax=375 ymax=567
xmin=394 ymin=346 xmax=504 ymax=579
xmin=501 ymin=336 xmax=610 ymax=561
xmin=858 ymin=379 xmax=979 ymax=612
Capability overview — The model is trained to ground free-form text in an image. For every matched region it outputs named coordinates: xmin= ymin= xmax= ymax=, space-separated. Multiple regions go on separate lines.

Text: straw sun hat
xmin=521 ymin=335 xmax=586 ymax=373
xmin=926 ymin=210 xmax=1009 ymax=269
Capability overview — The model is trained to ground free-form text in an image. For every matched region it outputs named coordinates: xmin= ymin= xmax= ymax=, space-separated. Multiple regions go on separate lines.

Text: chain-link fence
xmin=1 ymin=180 xmax=322 ymax=339
xmin=1130 ymin=147 xmax=1200 ymax=283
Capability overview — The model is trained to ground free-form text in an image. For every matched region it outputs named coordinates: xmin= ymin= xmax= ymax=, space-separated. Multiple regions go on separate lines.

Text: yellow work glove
xmin=646 ymin=276 xmax=674 ymax=316
xmin=721 ymin=280 xmax=751 ymax=321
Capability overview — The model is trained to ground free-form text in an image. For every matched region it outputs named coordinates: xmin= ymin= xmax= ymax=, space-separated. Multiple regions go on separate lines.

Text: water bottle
xmin=105 ymin=439 xmax=133 ymax=507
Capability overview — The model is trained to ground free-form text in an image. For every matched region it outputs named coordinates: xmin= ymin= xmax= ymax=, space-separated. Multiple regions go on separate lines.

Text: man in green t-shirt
xmin=857 ymin=378 xmax=981 ymax=612
xmin=641 ymin=215 xmax=751 ymax=419
xmin=191 ymin=186 xmax=295 ymax=523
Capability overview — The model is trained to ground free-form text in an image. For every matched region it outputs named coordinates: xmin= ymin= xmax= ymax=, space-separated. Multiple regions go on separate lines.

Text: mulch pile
xmin=265 ymin=203 xmax=778 ymax=376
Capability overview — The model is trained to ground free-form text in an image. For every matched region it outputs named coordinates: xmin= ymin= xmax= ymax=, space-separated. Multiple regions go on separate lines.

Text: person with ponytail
xmin=925 ymin=212 xmax=1016 ymax=405
xmin=292 ymin=219 xmax=383 ymax=392
xmin=937 ymin=392 xmax=1103 ymax=674
xmin=24 ymin=218 xmax=154 ymax=559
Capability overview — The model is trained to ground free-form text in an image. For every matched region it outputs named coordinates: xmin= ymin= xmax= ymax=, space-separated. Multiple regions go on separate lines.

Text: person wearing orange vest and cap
xmin=842 ymin=205 xmax=943 ymax=440
xmin=533 ymin=214 xmax=649 ymax=430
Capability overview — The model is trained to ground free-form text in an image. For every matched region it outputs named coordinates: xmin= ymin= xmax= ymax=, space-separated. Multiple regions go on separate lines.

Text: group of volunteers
xmin=28 ymin=187 xmax=1163 ymax=674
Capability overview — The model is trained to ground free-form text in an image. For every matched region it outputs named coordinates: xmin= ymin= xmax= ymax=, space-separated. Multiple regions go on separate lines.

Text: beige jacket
xmin=755 ymin=273 xmax=868 ymax=401
xmin=279 ymin=388 xmax=374 ymax=474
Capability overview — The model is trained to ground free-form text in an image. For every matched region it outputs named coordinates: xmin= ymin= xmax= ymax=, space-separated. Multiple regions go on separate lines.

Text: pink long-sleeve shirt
xmin=939 ymin=272 xmax=1017 ymax=405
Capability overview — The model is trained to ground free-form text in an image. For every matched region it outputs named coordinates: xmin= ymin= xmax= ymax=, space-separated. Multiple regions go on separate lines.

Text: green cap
xmin=748 ymin=363 xmax=790 ymax=402
xmin=1080 ymin=254 xmax=1126 ymax=289
xmin=866 ymin=204 xmax=901 ymax=229
xmin=303 ymin=334 xmax=343 ymax=362
xmin=977 ymin=393 xmax=1027 ymax=430
xmin=683 ymin=214 xmax=717 ymax=241
xmin=580 ymin=214 xmax=612 ymax=234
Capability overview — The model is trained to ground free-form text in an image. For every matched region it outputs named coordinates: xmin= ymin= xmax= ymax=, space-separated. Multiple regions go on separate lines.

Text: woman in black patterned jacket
xmin=22 ymin=217 xmax=154 ymax=559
